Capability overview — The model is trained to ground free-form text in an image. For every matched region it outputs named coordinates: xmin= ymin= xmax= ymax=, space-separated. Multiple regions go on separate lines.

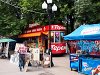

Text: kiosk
xmin=63 ymin=24 xmax=100 ymax=75
xmin=19 ymin=23 xmax=66 ymax=54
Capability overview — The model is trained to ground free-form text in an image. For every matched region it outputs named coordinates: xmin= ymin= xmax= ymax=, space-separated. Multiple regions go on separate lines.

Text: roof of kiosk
xmin=19 ymin=24 xmax=66 ymax=38
xmin=63 ymin=24 xmax=100 ymax=40
xmin=0 ymin=38 xmax=16 ymax=42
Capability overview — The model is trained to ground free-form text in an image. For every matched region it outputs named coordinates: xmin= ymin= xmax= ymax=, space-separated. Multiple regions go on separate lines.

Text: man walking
xmin=18 ymin=43 xmax=28 ymax=71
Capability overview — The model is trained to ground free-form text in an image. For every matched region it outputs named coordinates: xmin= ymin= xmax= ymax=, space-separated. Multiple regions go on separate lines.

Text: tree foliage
xmin=0 ymin=0 xmax=100 ymax=36
xmin=0 ymin=0 xmax=26 ymax=36
xmin=74 ymin=0 xmax=100 ymax=28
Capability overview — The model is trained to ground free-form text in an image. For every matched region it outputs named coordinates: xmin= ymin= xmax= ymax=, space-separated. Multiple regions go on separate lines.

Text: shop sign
xmin=26 ymin=27 xmax=42 ymax=33
xmin=29 ymin=23 xmax=40 ymax=28
xmin=51 ymin=25 xmax=66 ymax=30
xmin=51 ymin=43 xmax=66 ymax=52
xmin=24 ymin=24 xmax=66 ymax=33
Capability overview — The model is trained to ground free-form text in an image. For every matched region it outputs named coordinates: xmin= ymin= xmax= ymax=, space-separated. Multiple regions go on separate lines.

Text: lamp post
xmin=42 ymin=0 xmax=57 ymax=67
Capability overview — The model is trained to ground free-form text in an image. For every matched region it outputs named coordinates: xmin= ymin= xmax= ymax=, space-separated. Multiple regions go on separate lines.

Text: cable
xmin=0 ymin=0 xmax=45 ymax=14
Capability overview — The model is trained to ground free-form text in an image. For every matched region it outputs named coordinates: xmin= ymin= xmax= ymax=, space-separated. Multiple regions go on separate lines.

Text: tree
xmin=74 ymin=0 xmax=100 ymax=28
xmin=0 ymin=0 xmax=100 ymax=36
xmin=0 ymin=0 xmax=26 ymax=36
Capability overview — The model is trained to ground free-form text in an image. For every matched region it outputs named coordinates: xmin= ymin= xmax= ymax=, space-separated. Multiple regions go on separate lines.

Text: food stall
xmin=0 ymin=38 xmax=16 ymax=58
xmin=19 ymin=23 xmax=66 ymax=55
xmin=63 ymin=24 xmax=100 ymax=75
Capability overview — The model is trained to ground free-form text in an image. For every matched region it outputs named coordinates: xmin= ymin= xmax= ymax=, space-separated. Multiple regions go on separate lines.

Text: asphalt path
xmin=0 ymin=54 xmax=83 ymax=75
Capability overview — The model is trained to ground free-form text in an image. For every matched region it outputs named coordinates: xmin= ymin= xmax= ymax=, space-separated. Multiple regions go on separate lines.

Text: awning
xmin=63 ymin=23 xmax=100 ymax=40
xmin=0 ymin=38 xmax=16 ymax=42
xmin=19 ymin=32 xmax=41 ymax=38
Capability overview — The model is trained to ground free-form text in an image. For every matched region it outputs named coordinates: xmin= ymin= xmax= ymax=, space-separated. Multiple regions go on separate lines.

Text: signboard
xmin=28 ymin=23 xmax=40 ymax=28
xmin=31 ymin=48 xmax=40 ymax=61
xmin=50 ymin=25 xmax=66 ymax=30
xmin=51 ymin=42 xmax=66 ymax=54
xmin=24 ymin=24 xmax=66 ymax=34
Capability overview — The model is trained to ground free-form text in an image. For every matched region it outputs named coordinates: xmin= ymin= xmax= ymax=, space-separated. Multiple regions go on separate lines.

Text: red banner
xmin=24 ymin=24 xmax=66 ymax=34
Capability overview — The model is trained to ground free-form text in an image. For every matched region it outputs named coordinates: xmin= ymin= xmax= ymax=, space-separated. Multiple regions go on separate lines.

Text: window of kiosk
xmin=28 ymin=37 xmax=38 ymax=48
xmin=32 ymin=37 xmax=38 ymax=47
xmin=51 ymin=31 xmax=65 ymax=43
xmin=60 ymin=32 xmax=65 ymax=42
xmin=55 ymin=32 xmax=60 ymax=42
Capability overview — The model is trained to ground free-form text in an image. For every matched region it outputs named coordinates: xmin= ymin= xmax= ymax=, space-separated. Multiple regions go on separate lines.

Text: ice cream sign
xmin=81 ymin=27 xmax=100 ymax=35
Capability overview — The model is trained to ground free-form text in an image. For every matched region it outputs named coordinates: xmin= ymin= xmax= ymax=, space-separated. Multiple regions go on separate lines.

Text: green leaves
xmin=0 ymin=0 xmax=100 ymax=36
xmin=0 ymin=0 xmax=27 ymax=36
xmin=74 ymin=0 xmax=100 ymax=26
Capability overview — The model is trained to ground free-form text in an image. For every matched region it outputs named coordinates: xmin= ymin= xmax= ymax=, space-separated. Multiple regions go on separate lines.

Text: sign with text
xmin=24 ymin=24 xmax=66 ymax=34
xmin=81 ymin=58 xmax=100 ymax=75
xmin=51 ymin=42 xmax=66 ymax=54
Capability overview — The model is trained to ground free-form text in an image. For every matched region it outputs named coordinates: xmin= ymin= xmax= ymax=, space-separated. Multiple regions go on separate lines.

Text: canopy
xmin=0 ymin=38 xmax=16 ymax=42
xmin=63 ymin=24 xmax=100 ymax=40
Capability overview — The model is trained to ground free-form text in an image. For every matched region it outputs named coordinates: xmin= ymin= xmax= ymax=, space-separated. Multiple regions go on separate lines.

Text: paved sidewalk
xmin=0 ymin=54 xmax=83 ymax=75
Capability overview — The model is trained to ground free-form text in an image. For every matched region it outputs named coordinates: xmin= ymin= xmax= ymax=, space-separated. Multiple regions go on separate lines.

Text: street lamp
xmin=42 ymin=0 xmax=57 ymax=67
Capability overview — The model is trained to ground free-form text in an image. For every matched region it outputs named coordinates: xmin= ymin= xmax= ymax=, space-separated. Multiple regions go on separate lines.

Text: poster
xmin=81 ymin=58 xmax=100 ymax=75
xmin=30 ymin=48 xmax=40 ymax=61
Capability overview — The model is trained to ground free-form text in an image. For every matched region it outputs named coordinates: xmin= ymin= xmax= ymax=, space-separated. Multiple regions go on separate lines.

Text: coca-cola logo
xmin=51 ymin=45 xmax=66 ymax=51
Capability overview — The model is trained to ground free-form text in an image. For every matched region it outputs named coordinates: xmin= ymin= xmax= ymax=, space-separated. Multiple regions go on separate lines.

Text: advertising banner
xmin=81 ymin=58 xmax=100 ymax=75
xmin=51 ymin=42 xmax=66 ymax=54
xmin=30 ymin=48 xmax=40 ymax=61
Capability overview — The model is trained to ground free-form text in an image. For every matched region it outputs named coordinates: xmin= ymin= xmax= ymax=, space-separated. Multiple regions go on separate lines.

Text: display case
xmin=78 ymin=55 xmax=100 ymax=75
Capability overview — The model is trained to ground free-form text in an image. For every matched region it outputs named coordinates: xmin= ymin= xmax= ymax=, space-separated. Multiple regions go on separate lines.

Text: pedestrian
xmin=18 ymin=42 xmax=28 ymax=71
xmin=18 ymin=53 xmax=25 ymax=71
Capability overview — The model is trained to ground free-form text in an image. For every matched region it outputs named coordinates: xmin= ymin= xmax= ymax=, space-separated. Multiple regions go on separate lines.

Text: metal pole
xmin=47 ymin=3 xmax=54 ymax=67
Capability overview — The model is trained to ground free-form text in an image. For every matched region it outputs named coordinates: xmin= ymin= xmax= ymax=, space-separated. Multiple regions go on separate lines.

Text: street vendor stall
xmin=19 ymin=23 xmax=66 ymax=55
xmin=0 ymin=38 xmax=16 ymax=58
xmin=63 ymin=23 xmax=100 ymax=75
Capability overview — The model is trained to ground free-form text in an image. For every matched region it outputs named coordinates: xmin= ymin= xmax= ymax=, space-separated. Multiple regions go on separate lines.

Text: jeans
xmin=19 ymin=54 xmax=25 ymax=71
